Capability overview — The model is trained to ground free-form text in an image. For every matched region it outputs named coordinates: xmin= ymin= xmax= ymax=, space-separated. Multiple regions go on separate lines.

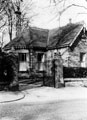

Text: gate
xmin=19 ymin=55 xmax=64 ymax=88
xmin=42 ymin=58 xmax=64 ymax=88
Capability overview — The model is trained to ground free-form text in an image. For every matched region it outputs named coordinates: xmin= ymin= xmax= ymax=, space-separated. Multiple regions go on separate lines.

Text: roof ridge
xmin=30 ymin=26 xmax=49 ymax=32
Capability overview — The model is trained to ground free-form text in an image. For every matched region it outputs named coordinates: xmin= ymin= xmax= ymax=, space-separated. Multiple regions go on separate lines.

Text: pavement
xmin=1 ymin=85 xmax=87 ymax=103
xmin=0 ymin=91 xmax=25 ymax=103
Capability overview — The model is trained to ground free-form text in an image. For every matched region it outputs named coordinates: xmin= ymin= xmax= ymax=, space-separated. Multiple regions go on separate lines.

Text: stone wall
xmin=60 ymin=38 xmax=87 ymax=67
xmin=62 ymin=38 xmax=87 ymax=86
xmin=45 ymin=51 xmax=64 ymax=88
xmin=68 ymin=48 xmax=80 ymax=67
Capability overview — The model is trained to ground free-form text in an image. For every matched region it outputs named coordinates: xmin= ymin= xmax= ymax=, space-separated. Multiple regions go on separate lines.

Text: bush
xmin=63 ymin=67 xmax=87 ymax=78
xmin=0 ymin=51 xmax=19 ymax=91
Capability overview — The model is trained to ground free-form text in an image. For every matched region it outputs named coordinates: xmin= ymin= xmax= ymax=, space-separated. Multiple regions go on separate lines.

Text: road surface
xmin=0 ymin=99 xmax=87 ymax=120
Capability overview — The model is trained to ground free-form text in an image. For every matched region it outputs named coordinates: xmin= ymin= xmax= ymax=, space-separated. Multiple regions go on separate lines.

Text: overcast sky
xmin=25 ymin=0 xmax=87 ymax=29
xmin=2 ymin=0 xmax=87 ymax=45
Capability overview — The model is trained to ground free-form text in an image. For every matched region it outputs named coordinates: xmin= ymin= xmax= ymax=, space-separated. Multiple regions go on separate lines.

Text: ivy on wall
xmin=0 ymin=51 xmax=19 ymax=91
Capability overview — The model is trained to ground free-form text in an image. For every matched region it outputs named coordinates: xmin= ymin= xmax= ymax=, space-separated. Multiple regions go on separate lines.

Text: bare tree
xmin=0 ymin=29 xmax=7 ymax=48
xmin=20 ymin=0 xmax=38 ymax=32
xmin=49 ymin=0 xmax=87 ymax=27
xmin=0 ymin=0 xmax=16 ymax=41
xmin=11 ymin=0 xmax=38 ymax=37
xmin=0 ymin=0 xmax=37 ymax=42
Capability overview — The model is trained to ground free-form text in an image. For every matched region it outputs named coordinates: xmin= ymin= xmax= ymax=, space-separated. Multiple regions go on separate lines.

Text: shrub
xmin=63 ymin=67 xmax=87 ymax=78
xmin=0 ymin=51 xmax=19 ymax=91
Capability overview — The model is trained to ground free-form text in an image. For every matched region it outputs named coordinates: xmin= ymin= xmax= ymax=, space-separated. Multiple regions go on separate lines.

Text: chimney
xmin=69 ymin=18 xmax=72 ymax=24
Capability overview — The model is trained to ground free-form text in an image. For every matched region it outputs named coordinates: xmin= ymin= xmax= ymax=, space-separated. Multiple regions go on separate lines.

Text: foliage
xmin=0 ymin=50 xmax=19 ymax=91
xmin=63 ymin=67 xmax=87 ymax=78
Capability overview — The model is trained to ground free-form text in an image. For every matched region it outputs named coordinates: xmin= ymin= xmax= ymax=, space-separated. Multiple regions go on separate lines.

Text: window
xmin=80 ymin=52 xmax=86 ymax=67
xmin=80 ymin=53 xmax=85 ymax=62
xmin=37 ymin=53 xmax=43 ymax=62
xmin=19 ymin=53 xmax=26 ymax=62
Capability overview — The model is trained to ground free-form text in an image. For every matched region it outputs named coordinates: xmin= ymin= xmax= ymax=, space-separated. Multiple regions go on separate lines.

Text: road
xmin=1 ymin=99 xmax=87 ymax=120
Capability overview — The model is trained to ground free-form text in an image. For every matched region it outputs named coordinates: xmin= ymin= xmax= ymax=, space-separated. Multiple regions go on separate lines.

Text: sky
xmin=28 ymin=0 xmax=87 ymax=29
xmin=1 ymin=0 xmax=87 ymax=45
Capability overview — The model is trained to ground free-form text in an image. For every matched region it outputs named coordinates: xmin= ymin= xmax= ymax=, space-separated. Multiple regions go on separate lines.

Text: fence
xmin=29 ymin=60 xmax=54 ymax=86
xmin=28 ymin=58 xmax=63 ymax=87
xmin=19 ymin=58 xmax=64 ymax=88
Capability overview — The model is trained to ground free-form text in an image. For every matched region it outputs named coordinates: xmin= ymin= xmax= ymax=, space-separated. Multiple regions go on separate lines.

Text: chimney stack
xmin=69 ymin=18 xmax=72 ymax=24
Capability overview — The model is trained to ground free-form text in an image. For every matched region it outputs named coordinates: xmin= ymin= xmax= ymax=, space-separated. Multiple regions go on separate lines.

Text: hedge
xmin=63 ymin=67 xmax=87 ymax=78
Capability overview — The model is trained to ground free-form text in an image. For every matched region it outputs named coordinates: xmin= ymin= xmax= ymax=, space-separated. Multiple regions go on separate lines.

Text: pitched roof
xmin=4 ymin=27 xmax=49 ymax=50
xmin=48 ymin=22 xmax=84 ymax=49
xmin=4 ymin=22 xmax=85 ymax=51
xmin=4 ymin=29 xmax=30 ymax=50
xmin=28 ymin=27 xmax=49 ymax=49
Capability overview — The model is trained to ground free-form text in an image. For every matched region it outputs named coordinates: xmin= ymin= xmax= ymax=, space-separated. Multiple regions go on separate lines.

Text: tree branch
xmin=50 ymin=0 xmax=64 ymax=4
xmin=77 ymin=12 xmax=87 ymax=15
xmin=0 ymin=21 xmax=6 ymax=29
xmin=60 ymin=4 xmax=87 ymax=15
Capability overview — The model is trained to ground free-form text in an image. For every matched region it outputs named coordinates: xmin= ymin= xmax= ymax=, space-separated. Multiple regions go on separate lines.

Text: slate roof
xmin=28 ymin=27 xmax=48 ymax=49
xmin=4 ymin=29 xmax=30 ymax=50
xmin=48 ymin=22 xmax=84 ymax=49
xmin=4 ymin=27 xmax=49 ymax=50
xmin=4 ymin=22 xmax=84 ymax=51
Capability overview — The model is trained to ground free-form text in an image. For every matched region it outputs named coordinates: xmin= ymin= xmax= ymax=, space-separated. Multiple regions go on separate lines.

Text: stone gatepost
xmin=52 ymin=52 xmax=64 ymax=88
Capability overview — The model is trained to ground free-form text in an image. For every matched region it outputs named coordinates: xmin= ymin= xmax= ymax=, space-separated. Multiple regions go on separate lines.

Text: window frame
xmin=18 ymin=53 xmax=27 ymax=62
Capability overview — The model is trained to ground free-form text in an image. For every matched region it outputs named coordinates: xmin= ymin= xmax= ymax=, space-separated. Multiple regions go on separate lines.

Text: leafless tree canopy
xmin=0 ymin=0 xmax=37 ymax=43
xmin=49 ymin=0 xmax=87 ymax=27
